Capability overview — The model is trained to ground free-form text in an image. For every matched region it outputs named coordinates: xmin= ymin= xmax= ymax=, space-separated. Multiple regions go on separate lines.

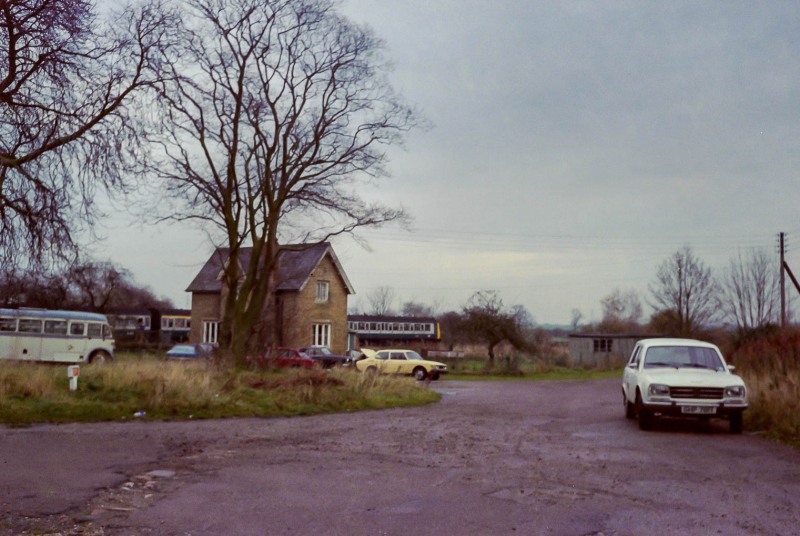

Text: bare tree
xmin=722 ymin=249 xmax=779 ymax=332
xmin=400 ymin=299 xmax=439 ymax=317
xmin=367 ymin=286 xmax=397 ymax=316
xmin=0 ymin=259 xmax=171 ymax=311
xmin=570 ymin=308 xmax=583 ymax=331
xmin=599 ymin=288 xmax=643 ymax=332
xmin=0 ymin=268 xmax=69 ymax=308
xmin=147 ymin=0 xmax=417 ymax=363
xmin=66 ymin=260 xmax=172 ymax=313
xmin=649 ymin=246 xmax=720 ymax=336
xmin=461 ymin=290 xmax=528 ymax=367
xmin=0 ymin=0 xmax=176 ymax=268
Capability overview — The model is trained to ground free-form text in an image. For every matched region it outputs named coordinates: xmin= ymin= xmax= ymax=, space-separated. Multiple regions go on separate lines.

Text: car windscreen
xmin=643 ymin=346 xmax=724 ymax=370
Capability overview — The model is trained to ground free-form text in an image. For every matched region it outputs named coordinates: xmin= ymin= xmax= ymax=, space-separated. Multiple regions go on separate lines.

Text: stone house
xmin=185 ymin=242 xmax=354 ymax=354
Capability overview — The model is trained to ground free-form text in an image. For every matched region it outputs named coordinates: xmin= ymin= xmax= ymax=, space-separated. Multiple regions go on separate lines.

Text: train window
xmin=0 ymin=318 xmax=16 ymax=332
xmin=19 ymin=319 xmax=43 ymax=333
xmin=44 ymin=320 xmax=68 ymax=335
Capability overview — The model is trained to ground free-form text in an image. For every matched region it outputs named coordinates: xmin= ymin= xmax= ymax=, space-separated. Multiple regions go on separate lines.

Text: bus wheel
xmin=89 ymin=351 xmax=112 ymax=365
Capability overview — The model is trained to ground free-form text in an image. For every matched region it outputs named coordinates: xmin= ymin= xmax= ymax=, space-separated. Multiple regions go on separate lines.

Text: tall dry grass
xmin=0 ymin=360 xmax=439 ymax=423
xmin=730 ymin=329 xmax=800 ymax=446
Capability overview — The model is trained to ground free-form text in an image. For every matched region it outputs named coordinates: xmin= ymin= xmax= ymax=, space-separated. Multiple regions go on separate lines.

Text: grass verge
xmin=0 ymin=360 xmax=440 ymax=424
xmin=442 ymin=356 xmax=620 ymax=381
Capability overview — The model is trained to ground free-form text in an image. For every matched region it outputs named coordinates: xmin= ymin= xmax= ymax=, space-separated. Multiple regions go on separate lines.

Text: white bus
xmin=0 ymin=308 xmax=115 ymax=364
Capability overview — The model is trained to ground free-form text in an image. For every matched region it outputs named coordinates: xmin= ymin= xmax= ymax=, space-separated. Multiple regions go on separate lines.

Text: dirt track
xmin=2 ymin=379 xmax=800 ymax=535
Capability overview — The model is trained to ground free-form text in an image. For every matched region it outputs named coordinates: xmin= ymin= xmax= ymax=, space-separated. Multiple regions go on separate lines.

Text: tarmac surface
xmin=2 ymin=378 xmax=800 ymax=535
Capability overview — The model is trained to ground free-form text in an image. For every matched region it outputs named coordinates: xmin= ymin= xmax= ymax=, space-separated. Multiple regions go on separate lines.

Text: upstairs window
xmin=316 ymin=281 xmax=330 ymax=302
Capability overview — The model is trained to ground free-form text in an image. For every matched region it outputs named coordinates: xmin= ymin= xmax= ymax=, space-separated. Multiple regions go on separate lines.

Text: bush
xmin=730 ymin=328 xmax=800 ymax=446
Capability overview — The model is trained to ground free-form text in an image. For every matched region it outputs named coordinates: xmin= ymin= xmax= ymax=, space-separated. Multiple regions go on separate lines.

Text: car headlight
xmin=648 ymin=384 xmax=670 ymax=397
xmin=725 ymin=385 xmax=746 ymax=398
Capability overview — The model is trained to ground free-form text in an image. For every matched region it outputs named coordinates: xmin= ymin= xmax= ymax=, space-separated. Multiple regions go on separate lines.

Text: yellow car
xmin=355 ymin=349 xmax=448 ymax=381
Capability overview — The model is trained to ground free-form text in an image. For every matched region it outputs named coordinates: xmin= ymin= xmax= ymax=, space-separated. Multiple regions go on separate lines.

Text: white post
xmin=67 ymin=365 xmax=80 ymax=391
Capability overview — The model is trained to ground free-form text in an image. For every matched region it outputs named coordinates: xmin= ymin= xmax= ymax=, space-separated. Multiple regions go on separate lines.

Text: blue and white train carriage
xmin=347 ymin=315 xmax=441 ymax=351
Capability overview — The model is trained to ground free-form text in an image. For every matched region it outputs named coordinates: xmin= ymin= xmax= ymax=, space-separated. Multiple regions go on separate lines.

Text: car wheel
xmin=624 ymin=393 xmax=636 ymax=420
xmin=365 ymin=366 xmax=378 ymax=376
xmin=413 ymin=367 xmax=427 ymax=381
xmin=89 ymin=350 xmax=112 ymax=365
xmin=729 ymin=413 xmax=743 ymax=434
xmin=635 ymin=391 xmax=653 ymax=431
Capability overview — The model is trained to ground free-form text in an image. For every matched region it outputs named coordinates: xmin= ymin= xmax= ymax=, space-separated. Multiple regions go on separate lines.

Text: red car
xmin=248 ymin=348 xmax=317 ymax=369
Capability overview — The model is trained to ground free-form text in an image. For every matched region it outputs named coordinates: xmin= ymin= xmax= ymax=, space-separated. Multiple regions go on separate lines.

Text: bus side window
xmin=18 ymin=319 xmax=43 ymax=333
xmin=0 ymin=317 xmax=16 ymax=331
xmin=44 ymin=320 xmax=68 ymax=335
xmin=70 ymin=322 xmax=86 ymax=336
xmin=88 ymin=323 xmax=102 ymax=338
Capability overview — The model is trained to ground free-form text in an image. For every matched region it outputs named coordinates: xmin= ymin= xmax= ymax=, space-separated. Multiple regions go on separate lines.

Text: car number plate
xmin=682 ymin=406 xmax=716 ymax=415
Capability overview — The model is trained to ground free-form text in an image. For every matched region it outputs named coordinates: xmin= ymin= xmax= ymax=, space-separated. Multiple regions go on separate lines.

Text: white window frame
xmin=313 ymin=323 xmax=331 ymax=347
xmin=203 ymin=320 xmax=220 ymax=344
xmin=316 ymin=281 xmax=330 ymax=302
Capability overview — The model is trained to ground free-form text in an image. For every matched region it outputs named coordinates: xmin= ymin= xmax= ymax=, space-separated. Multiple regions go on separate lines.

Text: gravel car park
xmin=2 ymin=379 xmax=799 ymax=536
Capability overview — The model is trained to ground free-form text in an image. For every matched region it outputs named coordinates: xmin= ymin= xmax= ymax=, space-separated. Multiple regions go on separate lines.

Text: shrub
xmin=730 ymin=328 xmax=800 ymax=446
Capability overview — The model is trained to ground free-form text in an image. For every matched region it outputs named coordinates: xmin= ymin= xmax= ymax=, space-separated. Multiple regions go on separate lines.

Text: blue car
xmin=166 ymin=343 xmax=215 ymax=360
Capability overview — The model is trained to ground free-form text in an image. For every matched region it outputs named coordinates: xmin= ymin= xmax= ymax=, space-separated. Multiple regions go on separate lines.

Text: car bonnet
xmin=642 ymin=367 xmax=745 ymax=387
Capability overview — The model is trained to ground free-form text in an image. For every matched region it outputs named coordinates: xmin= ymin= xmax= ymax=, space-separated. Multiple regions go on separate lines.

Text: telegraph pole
xmin=780 ymin=232 xmax=786 ymax=327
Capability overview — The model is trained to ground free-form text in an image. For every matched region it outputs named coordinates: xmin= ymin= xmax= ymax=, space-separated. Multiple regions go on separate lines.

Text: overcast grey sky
xmin=98 ymin=0 xmax=800 ymax=324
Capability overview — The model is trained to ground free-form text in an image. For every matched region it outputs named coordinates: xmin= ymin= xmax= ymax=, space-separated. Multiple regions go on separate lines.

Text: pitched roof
xmin=185 ymin=242 xmax=354 ymax=294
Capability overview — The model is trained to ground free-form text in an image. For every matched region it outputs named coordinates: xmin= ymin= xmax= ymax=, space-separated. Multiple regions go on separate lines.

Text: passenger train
xmin=105 ymin=308 xmax=191 ymax=346
xmin=346 ymin=314 xmax=441 ymax=351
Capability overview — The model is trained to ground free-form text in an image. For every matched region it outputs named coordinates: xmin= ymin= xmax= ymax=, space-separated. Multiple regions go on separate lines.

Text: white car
xmin=622 ymin=338 xmax=748 ymax=433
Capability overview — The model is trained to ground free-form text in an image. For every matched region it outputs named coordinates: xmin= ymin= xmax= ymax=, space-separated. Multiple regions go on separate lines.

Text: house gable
xmin=186 ymin=242 xmax=352 ymax=353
